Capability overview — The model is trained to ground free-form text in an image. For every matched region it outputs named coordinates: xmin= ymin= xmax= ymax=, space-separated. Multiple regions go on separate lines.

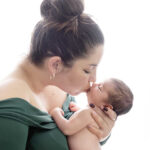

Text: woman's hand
xmin=87 ymin=105 xmax=117 ymax=141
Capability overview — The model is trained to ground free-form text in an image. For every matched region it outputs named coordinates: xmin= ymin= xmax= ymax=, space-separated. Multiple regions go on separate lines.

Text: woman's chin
xmin=69 ymin=91 xmax=80 ymax=96
xmin=69 ymin=88 xmax=90 ymax=96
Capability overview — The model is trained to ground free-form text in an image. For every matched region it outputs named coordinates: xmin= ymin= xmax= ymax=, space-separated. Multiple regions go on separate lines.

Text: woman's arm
xmin=0 ymin=117 xmax=29 ymax=150
xmin=51 ymin=107 xmax=92 ymax=135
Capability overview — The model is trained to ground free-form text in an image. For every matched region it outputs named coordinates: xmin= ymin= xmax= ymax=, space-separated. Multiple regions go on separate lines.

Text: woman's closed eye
xmin=83 ymin=65 xmax=96 ymax=74
xmin=83 ymin=70 xmax=91 ymax=74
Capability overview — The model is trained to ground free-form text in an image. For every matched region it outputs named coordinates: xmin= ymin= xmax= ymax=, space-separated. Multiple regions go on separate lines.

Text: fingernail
xmin=89 ymin=103 xmax=95 ymax=108
xmin=104 ymin=104 xmax=113 ymax=110
xmin=103 ymin=107 xmax=108 ymax=111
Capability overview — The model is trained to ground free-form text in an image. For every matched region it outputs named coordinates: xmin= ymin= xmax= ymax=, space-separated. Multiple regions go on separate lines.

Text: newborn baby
xmin=51 ymin=78 xmax=133 ymax=150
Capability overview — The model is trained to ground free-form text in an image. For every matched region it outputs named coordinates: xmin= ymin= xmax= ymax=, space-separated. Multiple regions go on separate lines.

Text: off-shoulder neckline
xmin=0 ymin=94 xmax=70 ymax=114
xmin=0 ymin=97 xmax=49 ymax=114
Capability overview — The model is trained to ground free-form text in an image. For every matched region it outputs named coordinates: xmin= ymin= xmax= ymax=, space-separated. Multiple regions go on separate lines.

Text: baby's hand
xmin=69 ymin=102 xmax=80 ymax=112
xmin=50 ymin=107 xmax=64 ymax=117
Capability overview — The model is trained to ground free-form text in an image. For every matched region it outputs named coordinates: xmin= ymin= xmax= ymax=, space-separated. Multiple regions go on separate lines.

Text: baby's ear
xmin=104 ymin=104 xmax=113 ymax=110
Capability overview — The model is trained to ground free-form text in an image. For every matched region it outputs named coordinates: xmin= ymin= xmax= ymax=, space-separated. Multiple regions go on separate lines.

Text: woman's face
xmin=55 ymin=45 xmax=104 ymax=95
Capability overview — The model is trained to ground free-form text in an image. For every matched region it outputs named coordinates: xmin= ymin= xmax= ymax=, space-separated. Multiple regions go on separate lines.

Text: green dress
xmin=0 ymin=94 xmax=108 ymax=150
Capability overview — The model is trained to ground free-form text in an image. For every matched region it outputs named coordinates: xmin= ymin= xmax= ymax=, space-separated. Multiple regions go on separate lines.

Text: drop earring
xmin=52 ymin=73 xmax=55 ymax=79
xmin=50 ymin=73 xmax=55 ymax=80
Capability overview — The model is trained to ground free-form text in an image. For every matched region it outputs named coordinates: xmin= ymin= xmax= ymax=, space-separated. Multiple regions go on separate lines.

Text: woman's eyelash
xmin=84 ymin=70 xmax=90 ymax=74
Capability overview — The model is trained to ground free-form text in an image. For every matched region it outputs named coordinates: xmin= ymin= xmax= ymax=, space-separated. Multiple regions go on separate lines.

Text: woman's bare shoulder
xmin=41 ymin=85 xmax=67 ymax=106
xmin=0 ymin=78 xmax=31 ymax=102
xmin=43 ymin=85 xmax=67 ymax=98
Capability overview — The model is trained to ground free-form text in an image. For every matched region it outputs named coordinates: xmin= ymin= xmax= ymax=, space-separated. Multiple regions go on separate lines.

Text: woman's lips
xmin=85 ymin=88 xmax=91 ymax=93
xmin=85 ymin=82 xmax=93 ymax=93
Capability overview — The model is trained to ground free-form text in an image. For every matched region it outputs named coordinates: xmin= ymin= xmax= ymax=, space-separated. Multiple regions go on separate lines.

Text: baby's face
xmin=86 ymin=80 xmax=114 ymax=107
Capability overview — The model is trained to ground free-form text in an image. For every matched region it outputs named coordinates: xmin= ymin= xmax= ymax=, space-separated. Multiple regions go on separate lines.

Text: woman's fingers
xmin=89 ymin=105 xmax=116 ymax=139
xmin=91 ymin=111 xmax=110 ymax=137
xmin=91 ymin=110 xmax=104 ymax=128
xmin=91 ymin=105 xmax=110 ymax=126
xmin=87 ymin=125 xmax=103 ymax=140
xmin=101 ymin=105 xmax=117 ymax=121
xmin=92 ymin=105 xmax=116 ymax=124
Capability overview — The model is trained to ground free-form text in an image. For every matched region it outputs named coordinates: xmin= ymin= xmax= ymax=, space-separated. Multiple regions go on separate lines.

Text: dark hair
xmin=28 ymin=0 xmax=104 ymax=67
xmin=108 ymin=78 xmax=134 ymax=116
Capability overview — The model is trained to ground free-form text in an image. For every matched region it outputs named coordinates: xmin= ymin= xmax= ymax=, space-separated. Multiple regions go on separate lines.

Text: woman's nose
xmin=89 ymin=71 xmax=96 ymax=83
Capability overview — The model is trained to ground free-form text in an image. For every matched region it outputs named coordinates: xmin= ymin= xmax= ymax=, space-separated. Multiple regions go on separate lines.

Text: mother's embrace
xmin=0 ymin=0 xmax=116 ymax=149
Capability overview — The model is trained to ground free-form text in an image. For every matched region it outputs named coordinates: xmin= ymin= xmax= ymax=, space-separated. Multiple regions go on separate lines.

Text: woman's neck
xmin=14 ymin=58 xmax=50 ymax=93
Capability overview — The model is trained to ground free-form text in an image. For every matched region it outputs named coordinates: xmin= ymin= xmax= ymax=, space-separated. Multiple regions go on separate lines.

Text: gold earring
xmin=52 ymin=73 xmax=55 ymax=79
xmin=50 ymin=75 xmax=52 ymax=80
xmin=50 ymin=73 xmax=55 ymax=80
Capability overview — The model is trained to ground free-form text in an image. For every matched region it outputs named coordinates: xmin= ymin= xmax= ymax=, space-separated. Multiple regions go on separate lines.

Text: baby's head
xmin=87 ymin=78 xmax=133 ymax=116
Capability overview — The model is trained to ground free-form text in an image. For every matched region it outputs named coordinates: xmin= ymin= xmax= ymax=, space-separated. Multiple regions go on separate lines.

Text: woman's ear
xmin=47 ymin=56 xmax=63 ymax=74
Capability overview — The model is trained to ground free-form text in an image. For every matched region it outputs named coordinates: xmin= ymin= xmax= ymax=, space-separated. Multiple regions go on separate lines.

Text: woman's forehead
xmin=74 ymin=46 xmax=103 ymax=67
xmin=73 ymin=58 xmax=98 ymax=68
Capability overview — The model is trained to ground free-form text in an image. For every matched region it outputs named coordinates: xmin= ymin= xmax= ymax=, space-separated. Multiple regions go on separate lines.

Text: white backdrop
xmin=0 ymin=0 xmax=149 ymax=150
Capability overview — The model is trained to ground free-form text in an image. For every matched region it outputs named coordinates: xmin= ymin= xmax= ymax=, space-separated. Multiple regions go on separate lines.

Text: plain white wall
xmin=0 ymin=0 xmax=149 ymax=150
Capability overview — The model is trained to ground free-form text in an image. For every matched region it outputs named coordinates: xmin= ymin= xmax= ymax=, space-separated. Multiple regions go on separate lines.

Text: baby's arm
xmin=51 ymin=107 xmax=92 ymax=135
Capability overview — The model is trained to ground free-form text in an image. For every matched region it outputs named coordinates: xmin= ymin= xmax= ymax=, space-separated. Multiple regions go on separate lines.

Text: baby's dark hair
xmin=108 ymin=78 xmax=133 ymax=116
xmin=28 ymin=0 xmax=104 ymax=67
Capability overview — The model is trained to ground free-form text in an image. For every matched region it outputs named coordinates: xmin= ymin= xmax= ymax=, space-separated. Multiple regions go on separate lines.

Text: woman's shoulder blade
xmin=0 ymin=78 xmax=30 ymax=102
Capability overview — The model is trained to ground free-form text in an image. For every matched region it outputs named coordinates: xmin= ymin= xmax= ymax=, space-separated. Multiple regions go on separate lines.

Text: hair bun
xmin=40 ymin=0 xmax=84 ymax=22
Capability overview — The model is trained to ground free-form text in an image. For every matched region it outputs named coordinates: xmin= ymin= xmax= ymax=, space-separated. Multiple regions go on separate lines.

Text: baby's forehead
xmin=103 ymin=81 xmax=116 ymax=92
xmin=101 ymin=80 xmax=113 ymax=87
xmin=98 ymin=78 xmax=112 ymax=84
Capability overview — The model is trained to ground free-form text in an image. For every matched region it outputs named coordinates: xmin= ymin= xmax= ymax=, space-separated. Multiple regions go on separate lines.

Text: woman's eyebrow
xmin=89 ymin=64 xmax=97 ymax=67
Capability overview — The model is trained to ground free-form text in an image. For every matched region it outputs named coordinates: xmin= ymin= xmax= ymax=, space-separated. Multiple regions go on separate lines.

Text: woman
xmin=0 ymin=0 xmax=116 ymax=149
